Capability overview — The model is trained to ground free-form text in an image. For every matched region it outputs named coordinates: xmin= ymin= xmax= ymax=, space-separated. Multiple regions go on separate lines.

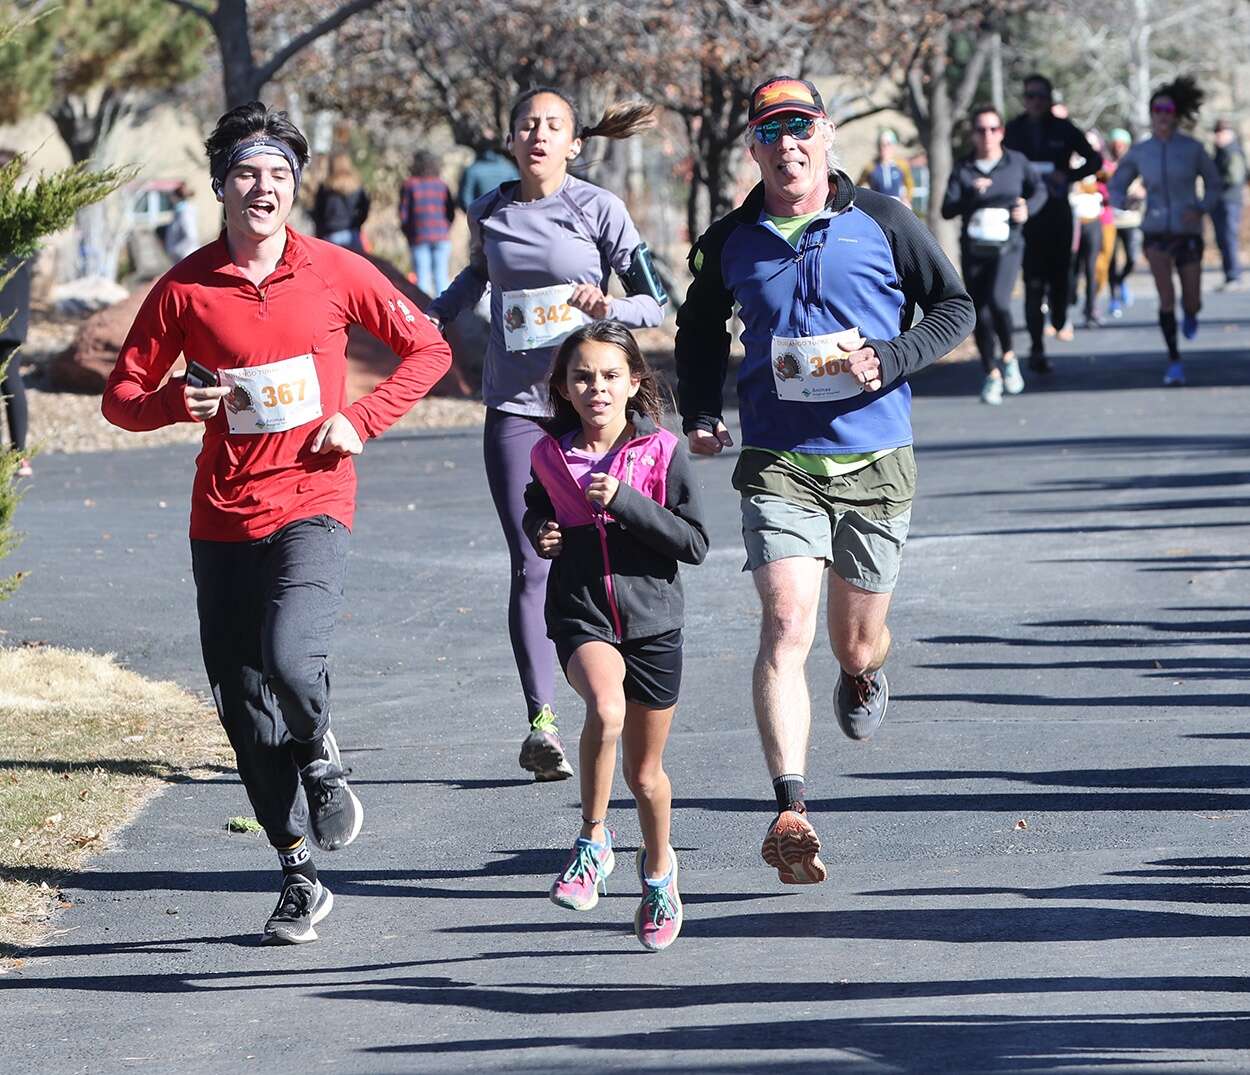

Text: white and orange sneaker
xmin=762 ymin=805 xmax=827 ymax=885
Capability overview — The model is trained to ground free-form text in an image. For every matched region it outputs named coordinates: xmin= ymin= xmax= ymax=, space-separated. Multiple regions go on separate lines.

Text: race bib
xmin=771 ymin=328 xmax=864 ymax=403
xmin=1071 ymin=191 xmax=1103 ymax=221
xmin=967 ymin=207 xmax=1011 ymax=244
xmin=219 ymin=354 xmax=322 ymax=435
xmin=1030 ymin=160 xmax=1056 ymax=175
xmin=501 ymin=284 xmax=588 ymax=352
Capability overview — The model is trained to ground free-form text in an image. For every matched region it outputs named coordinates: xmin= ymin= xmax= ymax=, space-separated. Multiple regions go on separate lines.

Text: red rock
xmin=48 ymin=255 xmax=488 ymax=400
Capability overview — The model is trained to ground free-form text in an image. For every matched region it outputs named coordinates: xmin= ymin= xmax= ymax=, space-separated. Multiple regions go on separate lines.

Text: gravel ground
xmin=13 ymin=306 xmax=485 ymax=459
xmin=12 ymin=307 xmax=975 ymax=460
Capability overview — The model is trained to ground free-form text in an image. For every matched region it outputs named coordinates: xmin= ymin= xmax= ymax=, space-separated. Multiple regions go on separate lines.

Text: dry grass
xmin=0 ymin=645 xmax=230 ymax=961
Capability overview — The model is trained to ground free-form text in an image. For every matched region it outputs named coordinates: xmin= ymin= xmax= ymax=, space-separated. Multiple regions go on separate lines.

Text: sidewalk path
xmin=3 ymin=278 xmax=1249 ymax=1073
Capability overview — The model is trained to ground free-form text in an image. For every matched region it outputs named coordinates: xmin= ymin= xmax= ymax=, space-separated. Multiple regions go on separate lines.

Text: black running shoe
xmin=834 ymin=669 xmax=889 ymax=741
xmin=1027 ymin=351 xmax=1053 ymax=374
xmin=300 ymin=731 xmax=364 ymax=850
xmin=260 ymin=875 xmax=333 ymax=945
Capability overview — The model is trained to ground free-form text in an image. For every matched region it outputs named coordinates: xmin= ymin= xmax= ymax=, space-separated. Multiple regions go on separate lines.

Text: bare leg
xmin=827 ymin=573 xmax=895 ymax=675
xmin=621 ymin=702 xmax=675 ymax=878
xmin=751 ymin=557 xmax=825 ymax=779
xmin=564 ymin=641 xmax=627 ymax=845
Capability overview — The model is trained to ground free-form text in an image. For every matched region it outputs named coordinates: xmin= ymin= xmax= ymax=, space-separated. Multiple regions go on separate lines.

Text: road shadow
xmin=364 ymin=1009 xmax=1249 ymax=1071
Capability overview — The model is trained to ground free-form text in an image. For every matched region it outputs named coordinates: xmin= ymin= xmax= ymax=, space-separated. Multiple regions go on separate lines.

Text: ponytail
xmin=579 ymin=101 xmax=656 ymax=142
xmin=509 ymin=86 xmax=655 ymax=142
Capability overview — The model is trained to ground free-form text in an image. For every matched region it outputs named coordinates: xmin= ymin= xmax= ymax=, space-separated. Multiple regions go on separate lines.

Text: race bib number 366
xmin=219 ymin=353 xmax=323 ymax=435
xmin=771 ymin=328 xmax=865 ymax=403
xmin=501 ymin=284 xmax=588 ymax=352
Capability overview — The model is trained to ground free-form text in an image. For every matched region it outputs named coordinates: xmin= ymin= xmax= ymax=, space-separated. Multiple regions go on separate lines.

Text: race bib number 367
xmin=771 ymin=328 xmax=865 ymax=403
xmin=501 ymin=283 xmax=588 ymax=352
xmin=219 ymin=354 xmax=323 ymax=435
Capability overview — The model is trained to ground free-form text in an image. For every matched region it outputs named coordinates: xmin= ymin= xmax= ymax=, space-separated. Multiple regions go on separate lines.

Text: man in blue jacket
xmin=675 ymin=76 xmax=973 ymax=887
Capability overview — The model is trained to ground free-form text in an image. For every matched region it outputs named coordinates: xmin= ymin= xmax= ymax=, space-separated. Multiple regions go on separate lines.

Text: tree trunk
xmin=214 ymin=0 xmax=262 ymax=108
xmin=924 ymin=28 xmax=958 ymax=256
xmin=1128 ymin=0 xmax=1152 ymax=138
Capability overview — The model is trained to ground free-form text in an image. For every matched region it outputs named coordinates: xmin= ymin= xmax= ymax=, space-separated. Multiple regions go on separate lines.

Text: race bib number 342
xmin=501 ymin=283 xmax=588 ymax=352
xmin=771 ymin=328 xmax=865 ymax=403
xmin=219 ymin=353 xmax=323 ymax=435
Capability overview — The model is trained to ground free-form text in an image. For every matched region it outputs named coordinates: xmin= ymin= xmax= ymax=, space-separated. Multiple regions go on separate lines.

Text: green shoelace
xmin=642 ymin=882 xmax=676 ymax=925
xmin=531 ymin=704 xmax=559 ymax=733
xmin=563 ymin=841 xmax=603 ymax=884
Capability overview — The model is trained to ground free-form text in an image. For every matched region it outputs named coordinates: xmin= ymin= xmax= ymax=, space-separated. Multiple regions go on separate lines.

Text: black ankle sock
xmin=773 ymin=774 xmax=806 ymax=813
xmin=1159 ymin=310 xmax=1179 ymax=358
xmin=277 ymin=841 xmax=318 ymax=885
xmin=291 ymin=736 xmax=326 ymax=770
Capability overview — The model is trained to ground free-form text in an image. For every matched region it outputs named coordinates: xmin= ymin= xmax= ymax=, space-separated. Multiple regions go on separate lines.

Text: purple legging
xmin=483 ymin=407 xmax=556 ymax=721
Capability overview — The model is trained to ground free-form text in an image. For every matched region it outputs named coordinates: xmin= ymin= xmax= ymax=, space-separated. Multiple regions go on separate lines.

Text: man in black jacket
xmin=1004 ymin=74 xmax=1101 ymax=372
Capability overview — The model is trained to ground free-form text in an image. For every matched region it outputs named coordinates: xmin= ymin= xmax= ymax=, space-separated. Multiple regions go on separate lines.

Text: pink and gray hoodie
xmin=522 ymin=414 xmax=709 ymax=644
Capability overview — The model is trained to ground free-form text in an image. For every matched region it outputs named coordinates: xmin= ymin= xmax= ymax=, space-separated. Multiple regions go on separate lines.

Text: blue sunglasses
xmin=753 ymin=115 xmax=817 ymax=145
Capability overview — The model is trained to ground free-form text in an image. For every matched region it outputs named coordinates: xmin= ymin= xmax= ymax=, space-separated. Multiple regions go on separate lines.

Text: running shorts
xmin=555 ymin=629 xmax=683 ymax=709
xmin=732 ymin=447 xmax=914 ymax=592
xmin=1144 ymin=232 xmax=1204 ymax=268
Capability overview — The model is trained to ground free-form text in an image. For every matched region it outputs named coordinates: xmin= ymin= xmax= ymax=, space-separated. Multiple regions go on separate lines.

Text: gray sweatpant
xmin=191 ymin=514 xmax=350 ymax=848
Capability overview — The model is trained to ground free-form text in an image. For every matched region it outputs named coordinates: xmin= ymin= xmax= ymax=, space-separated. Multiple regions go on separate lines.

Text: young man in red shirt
xmin=103 ymin=103 xmax=451 ymax=944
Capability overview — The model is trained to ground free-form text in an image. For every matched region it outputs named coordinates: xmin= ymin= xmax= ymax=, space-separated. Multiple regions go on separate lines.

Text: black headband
xmin=212 ymin=137 xmax=303 ymax=197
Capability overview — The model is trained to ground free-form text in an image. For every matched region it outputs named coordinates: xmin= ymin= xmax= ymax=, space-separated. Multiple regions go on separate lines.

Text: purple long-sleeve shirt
xmin=428 ymin=175 xmax=663 ymax=415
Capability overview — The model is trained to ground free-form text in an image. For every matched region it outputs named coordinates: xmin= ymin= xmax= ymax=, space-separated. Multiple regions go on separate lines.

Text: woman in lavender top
xmin=429 ymin=87 xmax=664 ymax=781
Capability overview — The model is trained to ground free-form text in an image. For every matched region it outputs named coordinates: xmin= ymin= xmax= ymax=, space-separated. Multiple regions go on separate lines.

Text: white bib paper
xmin=1070 ymin=191 xmax=1103 ymax=221
xmin=770 ymin=328 xmax=864 ymax=403
xmin=219 ymin=354 xmax=323 ymax=435
xmin=501 ymin=284 xmax=588 ymax=352
xmin=967 ymin=207 xmax=1011 ymax=244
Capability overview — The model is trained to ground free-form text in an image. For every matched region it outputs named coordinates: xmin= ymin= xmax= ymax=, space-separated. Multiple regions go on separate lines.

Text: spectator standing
xmin=859 ymin=129 xmax=914 ymax=206
xmin=1211 ymin=118 xmax=1246 ymax=289
xmin=163 ymin=181 xmax=200 ymax=263
xmin=312 ymin=152 xmax=370 ymax=252
xmin=0 ymin=149 xmax=32 ymax=478
xmin=399 ymin=150 xmax=455 ymax=297
xmin=458 ymin=140 xmax=519 ymax=210
xmin=1106 ymin=128 xmax=1144 ymax=317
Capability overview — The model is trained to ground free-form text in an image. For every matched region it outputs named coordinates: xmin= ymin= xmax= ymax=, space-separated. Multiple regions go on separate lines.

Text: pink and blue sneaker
xmin=635 ymin=843 xmax=683 ymax=951
xmin=549 ymin=831 xmax=615 ymax=911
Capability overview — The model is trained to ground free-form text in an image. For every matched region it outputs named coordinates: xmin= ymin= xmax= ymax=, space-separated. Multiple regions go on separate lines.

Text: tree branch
xmin=255 ymin=0 xmax=385 ymax=89
xmin=952 ymin=29 xmax=998 ymax=116
xmin=162 ymin=0 xmax=215 ymax=23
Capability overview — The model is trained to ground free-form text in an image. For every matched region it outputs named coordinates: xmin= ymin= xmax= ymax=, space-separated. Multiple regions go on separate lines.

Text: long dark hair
xmin=1151 ymin=75 xmax=1204 ymax=125
xmin=509 ymin=87 xmax=655 ymax=142
xmin=548 ymin=320 xmax=667 ymax=429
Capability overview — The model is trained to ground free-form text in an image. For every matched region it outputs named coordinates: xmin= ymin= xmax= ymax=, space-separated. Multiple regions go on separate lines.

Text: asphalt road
xmin=2 ymin=278 xmax=1249 ymax=1073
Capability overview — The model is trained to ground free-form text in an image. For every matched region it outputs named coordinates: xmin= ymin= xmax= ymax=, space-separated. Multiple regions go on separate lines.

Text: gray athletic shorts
xmin=732 ymin=447 xmax=915 ymax=593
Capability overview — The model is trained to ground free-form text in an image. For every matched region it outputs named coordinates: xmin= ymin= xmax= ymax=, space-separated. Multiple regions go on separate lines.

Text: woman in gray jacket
xmin=428 ymin=89 xmax=665 ymax=782
xmin=1109 ymin=76 xmax=1220 ymax=386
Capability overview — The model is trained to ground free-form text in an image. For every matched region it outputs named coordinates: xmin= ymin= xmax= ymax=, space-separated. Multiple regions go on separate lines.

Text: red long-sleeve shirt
xmin=103 ymin=228 xmax=452 ymax=541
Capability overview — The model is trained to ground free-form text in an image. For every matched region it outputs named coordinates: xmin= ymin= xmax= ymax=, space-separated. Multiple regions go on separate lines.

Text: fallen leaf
xmin=226 ymin=816 xmax=263 ymax=834
xmin=1014 ymin=819 xmax=1028 ymax=830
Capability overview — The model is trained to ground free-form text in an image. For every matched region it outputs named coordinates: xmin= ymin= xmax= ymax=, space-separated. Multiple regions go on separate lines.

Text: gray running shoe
xmin=260 ymin=876 xmax=333 ymax=945
xmin=519 ymin=705 xmax=575 ymax=782
xmin=834 ymin=669 xmax=889 ymax=741
xmin=300 ymin=731 xmax=364 ymax=850
xmin=980 ymin=375 xmax=1003 ymax=405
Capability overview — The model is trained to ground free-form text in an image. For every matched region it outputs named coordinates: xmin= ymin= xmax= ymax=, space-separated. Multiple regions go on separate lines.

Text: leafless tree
xmin=163 ymin=0 xmax=384 ymax=108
